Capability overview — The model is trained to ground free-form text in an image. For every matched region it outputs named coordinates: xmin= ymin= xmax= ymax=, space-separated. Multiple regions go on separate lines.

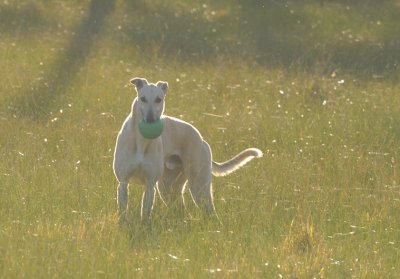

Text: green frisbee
xmin=139 ymin=118 xmax=164 ymax=139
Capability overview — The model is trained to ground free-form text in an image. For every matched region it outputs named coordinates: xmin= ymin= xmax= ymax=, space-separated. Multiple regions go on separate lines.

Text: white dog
xmin=113 ymin=78 xmax=262 ymax=226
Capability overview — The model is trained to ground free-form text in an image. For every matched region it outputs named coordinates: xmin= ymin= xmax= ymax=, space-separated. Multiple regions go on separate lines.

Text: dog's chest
xmin=129 ymin=151 xmax=163 ymax=184
xmin=128 ymin=153 xmax=147 ymax=183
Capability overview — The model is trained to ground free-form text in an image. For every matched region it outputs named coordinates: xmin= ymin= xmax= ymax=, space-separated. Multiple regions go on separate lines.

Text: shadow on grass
xmin=0 ymin=2 xmax=49 ymax=33
xmin=8 ymin=0 xmax=115 ymax=120
xmin=5 ymin=0 xmax=399 ymax=120
xmin=239 ymin=0 xmax=400 ymax=76
xmin=120 ymin=1 xmax=233 ymax=62
xmin=120 ymin=0 xmax=399 ymax=79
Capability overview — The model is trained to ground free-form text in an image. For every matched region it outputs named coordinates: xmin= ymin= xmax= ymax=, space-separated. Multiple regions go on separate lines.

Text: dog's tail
xmin=212 ymin=148 xmax=263 ymax=177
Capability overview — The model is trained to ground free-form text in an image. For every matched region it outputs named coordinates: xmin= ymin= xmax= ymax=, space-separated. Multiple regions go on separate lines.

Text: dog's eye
xmin=155 ymin=97 xmax=162 ymax=103
xmin=140 ymin=96 xmax=147 ymax=103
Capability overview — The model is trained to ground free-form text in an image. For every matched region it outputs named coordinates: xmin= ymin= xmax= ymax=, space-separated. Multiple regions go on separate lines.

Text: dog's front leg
xmin=141 ymin=181 xmax=156 ymax=229
xmin=117 ymin=182 xmax=128 ymax=224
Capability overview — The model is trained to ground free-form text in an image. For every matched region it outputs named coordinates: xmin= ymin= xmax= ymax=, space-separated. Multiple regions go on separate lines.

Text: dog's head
xmin=130 ymin=77 xmax=168 ymax=123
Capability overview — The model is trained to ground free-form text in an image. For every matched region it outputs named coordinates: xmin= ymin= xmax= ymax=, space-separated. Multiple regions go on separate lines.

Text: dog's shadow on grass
xmin=7 ymin=0 xmax=115 ymax=120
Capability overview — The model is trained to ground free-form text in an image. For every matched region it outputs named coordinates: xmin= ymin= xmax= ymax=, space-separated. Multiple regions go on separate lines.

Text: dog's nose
xmin=146 ymin=113 xmax=155 ymax=123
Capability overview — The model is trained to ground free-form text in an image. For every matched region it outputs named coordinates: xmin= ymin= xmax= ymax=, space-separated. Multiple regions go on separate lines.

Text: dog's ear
xmin=156 ymin=81 xmax=168 ymax=95
xmin=130 ymin=77 xmax=148 ymax=90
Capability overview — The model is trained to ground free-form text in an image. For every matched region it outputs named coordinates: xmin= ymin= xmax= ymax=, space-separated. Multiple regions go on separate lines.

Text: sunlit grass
xmin=1 ymin=0 xmax=400 ymax=278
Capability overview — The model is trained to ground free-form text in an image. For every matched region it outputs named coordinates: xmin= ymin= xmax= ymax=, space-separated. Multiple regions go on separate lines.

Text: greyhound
xmin=113 ymin=78 xmax=262 ymax=226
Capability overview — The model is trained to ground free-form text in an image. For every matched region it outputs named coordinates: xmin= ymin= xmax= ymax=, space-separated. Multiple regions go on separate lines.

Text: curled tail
xmin=212 ymin=148 xmax=263 ymax=177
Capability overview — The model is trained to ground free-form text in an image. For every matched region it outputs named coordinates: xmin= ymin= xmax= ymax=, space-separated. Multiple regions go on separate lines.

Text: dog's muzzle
xmin=145 ymin=114 xmax=156 ymax=123
xmin=141 ymin=108 xmax=157 ymax=123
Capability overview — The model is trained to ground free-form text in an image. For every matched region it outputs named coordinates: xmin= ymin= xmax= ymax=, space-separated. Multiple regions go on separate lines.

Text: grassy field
xmin=1 ymin=0 xmax=400 ymax=278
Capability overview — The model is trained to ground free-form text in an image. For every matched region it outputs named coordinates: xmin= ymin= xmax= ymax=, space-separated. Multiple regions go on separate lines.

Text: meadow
xmin=1 ymin=0 xmax=399 ymax=278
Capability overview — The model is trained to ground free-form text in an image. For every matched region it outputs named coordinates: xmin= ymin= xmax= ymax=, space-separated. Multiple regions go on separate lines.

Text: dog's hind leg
xmin=186 ymin=142 xmax=216 ymax=214
xmin=158 ymin=168 xmax=187 ymax=218
xmin=117 ymin=182 xmax=128 ymax=224
xmin=189 ymin=177 xmax=215 ymax=214
xmin=158 ymin=167 xmax=187 ymax=205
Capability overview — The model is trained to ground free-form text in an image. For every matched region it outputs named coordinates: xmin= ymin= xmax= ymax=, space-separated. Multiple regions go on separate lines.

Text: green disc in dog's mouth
xmin=139 ymin=118 xmax=164 ymax=139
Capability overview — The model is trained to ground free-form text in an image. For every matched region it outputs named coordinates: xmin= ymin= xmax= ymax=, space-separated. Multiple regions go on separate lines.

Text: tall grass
xmin=1 ymin=0 xmax=399 ymax=278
